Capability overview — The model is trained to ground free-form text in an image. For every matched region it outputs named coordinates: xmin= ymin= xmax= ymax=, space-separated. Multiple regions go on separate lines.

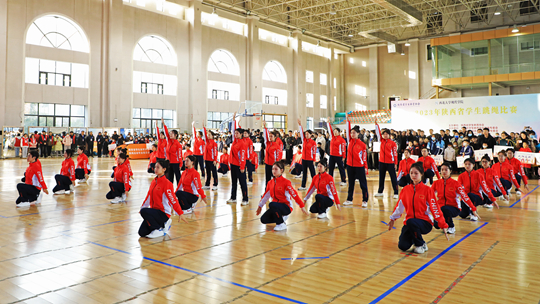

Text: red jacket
xmin=176 ymin=167 xmax=206 ymax=198
xmin=492 ymin=161 xmax=520 ymax=189
xmin=193 ymin=137 xmax=205 ymax=156
xmin=458 ymin=170 xmax=495 ymax=202
xmin=259 ymin=175 xmax=304 ymax=211
xmin=250 ymin=151 xmax=259 ymax=170
xmin=21 ymin=137 xmax=29 ymax=147
xmin=346 ymin=138 xmax=367 ymax=168
xmin=14 ymin=137 xmax=21 ymax=147
xmin=113 ymin=162 xmax=131 ymax=192
xmin=25 ymin=160 xmax=47 ymax=190
xmin=60 ymin=158 xmax=76 ymax=182
xmin=299 ymin=125 xmax=317 ymax=161
xmin=304 ymin=172 xmax=340 ymax=205
xmin=125 ymin=159 xmax=134 ymax=177
xmin=397 ymin=158 xmax=416 ymax=181
xmin=230 ymin=135 xmax=247 ymax=170
xmin=184 ymin=149 xmax=193 ymax=157
xmin=164 ymin=124 xmax=182 ymax=164
xmin=149 ymin=151 xmax=157 ymax=169
xmin=506 ymin=157 xmax=528 ymax=185
xmin=76 ymin=153 xmax=91 ymax=174
xmin=243 ymin=137 xmax=254 ymax=157
xmin=418 ymin=156 xmax=441 ymax=179
xmin=476 ymin=167 xmax=507 ymax=196
xmin=141 ymin=175 xmax=183 ymax=217
xmin=375 ymin=123 xmax=398 ymax=165
xmin=291 ymin=152 xmax=302 ymax=169
xmin=390 ymin=182 xmax=447 ymax=228
xmin=432 ymin=178 xmax=476 ymax=212
xmin=327 ymin=122 xmax=346 ymax=157
xmin=156 ymin=125 xmax=167 ymax=159
xmin=219 ymin=153 xmax=230 ymax=169
xmin=203 ymin=127 xmax=218 ymax=162
xmin=264 ymin=128 xmax=282 ymax=166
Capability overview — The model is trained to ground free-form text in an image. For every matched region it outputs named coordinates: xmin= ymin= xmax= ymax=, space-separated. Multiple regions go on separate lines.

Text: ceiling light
xmin=494 ymin=11 xmax=501 ymax=15
xmin=330 ymin=5 xmax=337 ymax=15
xmin=512 ymin=25 xmax=519 ymax=33
xmin=405 ymin=40 xmax=410 ymax=46
xmin=348 ymin=34 xmax=353 ymax=37
xmin=400 ymin=52 xmax=405 ymax=55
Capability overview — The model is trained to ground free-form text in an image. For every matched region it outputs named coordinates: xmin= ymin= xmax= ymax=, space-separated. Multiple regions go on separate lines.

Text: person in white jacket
xmin=443 ymin=142 xmax=456 ymax=173
xmin=62 ymin=134 xmax=72 ymax=153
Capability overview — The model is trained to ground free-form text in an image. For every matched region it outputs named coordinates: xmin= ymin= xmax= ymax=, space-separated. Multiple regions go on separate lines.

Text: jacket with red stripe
xmin=76 ymin=153 xmax=91 ymax=174
xmin=60 ymin=158 xmax=76 ymax=182
xmin=243 ymin=137 xmax=254 ymax=157
xmin=193 ymin=137 xmax=205 ymax=156
xmin=113 ymin=162 xmax=131 ymax=192
xmin=476 ymin=167 xmax=507 ymax=196
xmin=24 ymin=160 xmax=47 ymax=190
xmin=263 ymin=127 xmax=282 ymax=166
xmin=397 ymin=158 xmax=416 ymax=181
xmin=418 ymin=156 xmax=441 ymax=179
xmin=327 ymin=122 xmax=346 ymax=157
xmin=141 ymin=175 xmax=183 ymax=217
xmin=507 ymin=157 xmax=528 ymax=185
xmin=164 ymin=124 xmax=183 ymax=163
xmin=250 ymin=151 xmax=259 ymax=170
xmin=492 ymin=161 xmax=520 ymax=189
xmin=304 ymin=172 xmax=340 ymax=205
xmin=176 ymin=167 xmax=206 ymax=199
xmin=202 ymin=127 xmax=217 ymax=162
xmin=155 ymin=125 xmax=167 ymax=159
xmin=259 ymin=175 xmax=305 ymax=211
xmin=375 ymin=123 xmax=398 ymax=165
xmin=299 ymin=125 xmax=317 ymax=161
xmin=219 ymin=153 xmax=230 ymax=169
xmin=230 ymin=121 xmax=247 ymax=170
xmin=432 ymin=178 xmax=476 ymax=212
xmin=458 ymin=170 xmax=495 ymax=202
xmin=291 ymin=152 xmax=302 ymax=169
xmin=346 ymin=138 xmax=367 ymax=168
xmin=390 ymin=182 xmax=448 ymax=228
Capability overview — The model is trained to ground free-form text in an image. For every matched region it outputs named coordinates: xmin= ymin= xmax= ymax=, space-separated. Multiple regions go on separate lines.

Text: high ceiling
xmin=203 ymin=0 xmax=540 ymax=47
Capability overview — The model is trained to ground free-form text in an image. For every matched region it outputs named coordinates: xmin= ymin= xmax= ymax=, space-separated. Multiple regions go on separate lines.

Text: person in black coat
xmin=96 ymin=132 xmax=103 ymax=157
xmin=477 ymin=128 xmax=496 ymax=149
xmin=86 ymin=131 xmax=95 ymax=157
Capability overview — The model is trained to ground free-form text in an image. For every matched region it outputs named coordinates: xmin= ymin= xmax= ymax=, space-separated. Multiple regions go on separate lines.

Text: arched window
xmin=207 ymin=49 xmax=240 ymax=76
xmin=26 ymin=15 xmax=89 ymax=53
xmin=262 ymin=60 xmax=287 ymax=83
xmin=134 ymin=36 xmax=177 ymax=66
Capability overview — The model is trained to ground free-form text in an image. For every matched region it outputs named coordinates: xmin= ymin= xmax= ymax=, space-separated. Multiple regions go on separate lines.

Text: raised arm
xmin=162 ymin=118 xmax=170 ymax=141
xmin=327 ymin=117 xmax=333 ymax=141
xmin=297 ymin=118 xmax=305 ymax=143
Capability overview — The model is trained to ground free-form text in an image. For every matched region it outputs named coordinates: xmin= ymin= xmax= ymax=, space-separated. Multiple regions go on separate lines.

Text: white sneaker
xmin=110 ymin=197 xmax=121 ymax=204
xmin=298 ymin=187 xmax=307 ymax=191
xmin=282 ymin=215 xmax=289 ymax=222
xmin=483 ymin=204 xmax=493 ymax=209
xmin=163 ymin=218 xmax=172 ymax=234
xmin=361 ymin=201 xmax=368 ymax=207
xmin=54 ymin=190 xmax=65 ymax=195
xmin=36 ymin=193 xmax=43 ymax=204
xmin=393 ymin=194 xmax=399 ymax=199
xmin=70 ymin=184 xmax=75 ymax=191
xmin=274 ymin=223 xmax=287 ymax=231
xmin=414 ymin=243 xmax=428 ymax=254
xmin=507 ymin=189 xmax=512 ymax=194
xmin=516 ymin=191 xmax=522 ymax=196
xmin=294 ymin=175 xmax=302 ymax=179
xmin=241 ymin=201 xmax=249 ymax=206
xmin=184 ymin=208 xmax=193 ymax=214
xmin=247 ymin=182 xmax=253 ymax=186
xmin=65 ymin=190 xmax=71 ymax=195
xmin=17 ymin=202 xmax=31 ymax=207
xmin=447 ymin=227 xmax=455 ymax=234
xmin=339 ymin=182 xmax=347 ymax=186
xmin=469 ymin=215 xmax=478 ymax=221
xmin=211 ymin=186 xmax=218 ymax=191
xmin=146 ymin=229 xmax=165 ymax=238
xmin=202 ymin=186 xmax=210 ymax=190
xmin=121 ymin=193 xmax=127 ymax=202
xmin=343 ymin=201 xmax=353 ymax=206
xmin=227 ymin=199 xmax=237 ymax=204
xmin=374 ymin=193 xmax=384 ymax=197
xmin=80 ymin=178 xmax=87 ymax=183
xmin=317 ymin=213 xmax=327 ymax=219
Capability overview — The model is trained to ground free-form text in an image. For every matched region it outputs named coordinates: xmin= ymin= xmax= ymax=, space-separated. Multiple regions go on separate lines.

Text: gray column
xmin=103 ymin=0 xmax=124 ymax=127
xmin=327 ymin=47 xmax=334 ymax=119
xmin=369 ymin=45 xmax=379 ymax=109
xmin=292 ymin=30 xmax=306 ymax=126
xmin=188 ymin=0 xmax=205 ymax=130
xmin=246 ymin=16 xmax=261 ymax=129
xmin=0 ymin=0 xmax=6 ymax=128
xmin=408 ymin=39 xmax=419 ymax=99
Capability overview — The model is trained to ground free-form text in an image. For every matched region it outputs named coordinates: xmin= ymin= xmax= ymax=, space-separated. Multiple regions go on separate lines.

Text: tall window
xmin=134 ymin=36 xmax=177 ymax=66
xmin=263 ymin=61 xmax=287 ymax=83
xmin=355 ymin=103 xmax=367 ymax=111
xmin=306 ymin=70 xmax=314 ymax=83
xmin=307 ymin=117 xmax=314 ymax=131
xmin=263 ymin=114 xmax=287 ymax=129
xmin=24 ymin=103 xmax=85 ymax=127
xmin=355 ymin=85 xmax=367 ymax=96
xmin=320 ymin=95 xmax=327 ymax=109
xmin=26 ymin=15 xmax=89 ymax=53
xmin=320 ymin=73 xmax=327 ymax=85
xmin=25 ymin=58 xmax=89 ymax=88
xmin=207 ymin=112 xmax=233 ymax=129
xmin=132 ymin=71 xmax=176 ymax=95
xmin=306 ymin=93 xmax=314 ymax=107
xmin=334 ymin=96 xmax=337 ymax=111
xmin=208 ymin=49 xmax=240 ymax=76
xmin=132 ymin=108 xmax=175 ymax=130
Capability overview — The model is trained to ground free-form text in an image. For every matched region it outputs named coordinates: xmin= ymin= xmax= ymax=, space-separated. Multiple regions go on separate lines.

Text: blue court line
xmin=509 ymin=185 xmax=539 ymax=208
xmin=369 ymin=222 xmax=488 ymax=304
xmin=66 ymin=236 xmax=306 ymax=304
xmin=381 ymin=221 xmax=397 ymax=229
xmin=281 ymin=257 xmax=329 ymax=260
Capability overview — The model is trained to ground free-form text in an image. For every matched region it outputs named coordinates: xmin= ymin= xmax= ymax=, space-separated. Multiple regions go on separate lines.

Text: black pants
xmin=230 ymin=164 xmax=248 ymax=202
xmin=205 ymin=160 xmax=218 ymax=187
xmin=40 ymin=144 xmax=47 ymax=157
xmin=515 ymin=174 xmax=522 ymax=188
xmin=398 ymin=218 xmax=432 ymax=251
xmin=53 ymin=175 xmax=72 ymax=192
xmin=47 ymin=145 xmax=52 ymax=157
xmin=347 ymin=166 xmax=369 ymax=202
xmin=76 ymin=169 xmax=90 ymax=180
xmin=424 ymin=169 xmax=435 ymax=185
xmin=301 ymin=160 xmax=316 ymax=187
xmin=175 ymin=190 xmax=199 ymax=210
xmin=195 ymin=155 xmax=205 ymax=177
xmin=246 ymin=160 xmax=255 ymax=182
xmin=138 ymin=208 xmax=169 ymax=237
xmin=309 ymin=194 xmax=334 ymax=214
xmin=459 ymin=193 xmax=483 ymax=218
xmin=260 ymin=202 xmax=291 ymax=225
xmin=218 ymin=164 xmax=229 ymax=175
xmin=434 ymin=205 xmax=460 ymax=228
xmin=398 ymin=174 xmax=411 ymax=187
xmin=167 ymin=163 xmax=181 ymax=185
xmin=103 ymin=145 xmax=109 ymax=157
xmin=286 ymin=148 xmax=293 ymax=164
xmin=97 ymin=144 xmax=102 ymax=157
xmin=148 ymin=163 xmax=156 ymax=174
xmin=500 ymin=178 xmax=511 ymax=193
xmin=378 ymin=162 xmax=398 ymax=195
xmin=265 ymin=164 xmax=273 ymax=189
xmin=106 ymin=182 xmax=125 ymax=199
xmin=291 ymin=164 xmax=303 ymax=176
xmin=328 ymin=156 xmax=346 ymax=183
xmin=16 ymin=183 xmax=40 ymax=204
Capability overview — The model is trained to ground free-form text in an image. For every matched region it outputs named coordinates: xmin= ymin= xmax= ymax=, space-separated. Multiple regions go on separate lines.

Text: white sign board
xmin=456 ymin=156 xmax=466 ymax=168
xmin=373 ymin=142 xmax=380 ymax=153
xmin=432 ymin=155 xmax=444 ymax=166
xmin=493 ymin=145 xmax=509 ymax=158
xmin=253 ymin=143 xmax=262 ymax=152
xmin=515 ymin=151 xmax=535 ymax=165
xmin=474 ymin=149 xmax=493 ymax=161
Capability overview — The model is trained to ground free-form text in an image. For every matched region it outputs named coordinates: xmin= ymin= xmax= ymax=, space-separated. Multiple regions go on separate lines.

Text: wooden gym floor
xmin=0 ymin=157 xmax=539 ymax=304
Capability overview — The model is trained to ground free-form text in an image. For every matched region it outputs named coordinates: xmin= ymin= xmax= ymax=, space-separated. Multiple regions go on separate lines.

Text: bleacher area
xmin=345 ymin=109 xmax=391 ymax=124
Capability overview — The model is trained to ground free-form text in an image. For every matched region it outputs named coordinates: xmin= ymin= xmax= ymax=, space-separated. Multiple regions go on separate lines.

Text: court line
xmin=381 ymin=221 xmax=397 ymax=229
xmin=509 ymin=185 xmax=539 ymax=208
xmin=281 ymin=257 xmax=329 ymax=260
xmin=369 ymin=222 xmax=489 ymax=304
